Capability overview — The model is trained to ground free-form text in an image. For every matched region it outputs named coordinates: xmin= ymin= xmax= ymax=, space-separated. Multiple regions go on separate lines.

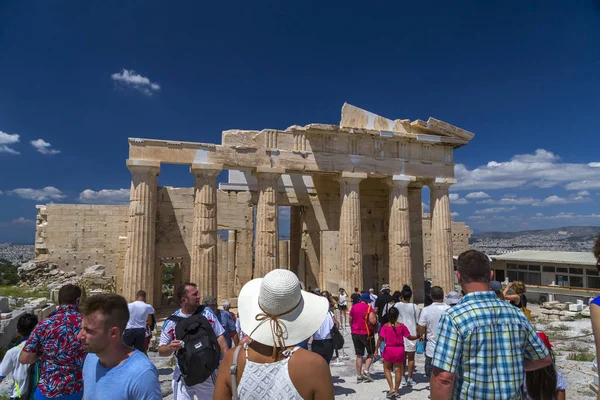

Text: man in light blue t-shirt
xmin=77 ymin=293 xmax=161 ymax=400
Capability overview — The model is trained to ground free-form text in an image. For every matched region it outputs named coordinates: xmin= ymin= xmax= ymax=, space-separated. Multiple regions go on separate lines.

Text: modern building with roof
xmin=490 ymin=250 xmax=600 ymax=303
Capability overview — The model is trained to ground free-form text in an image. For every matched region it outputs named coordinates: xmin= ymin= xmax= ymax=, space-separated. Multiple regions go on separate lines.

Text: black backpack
xmin=330 ymin=325 xmax=345 ymax=350
xmin=167 ymin=306 xmax=221 ymax=386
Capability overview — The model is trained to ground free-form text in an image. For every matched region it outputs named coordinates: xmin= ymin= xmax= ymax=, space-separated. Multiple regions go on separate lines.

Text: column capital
xmin=126 ymin=159 xmax=160 ymax=173
xmin=431 ymin=178 xmax=457 ymax=189
xmin=253 ymin=166 xmax=286 ymax=177
xmin=190 ymin=163 xmax=223 ymax=176
xmin=338 ymin=171 xmax=367 ymax=185
xmin=386 ymin=175 xmax=416 ymax=188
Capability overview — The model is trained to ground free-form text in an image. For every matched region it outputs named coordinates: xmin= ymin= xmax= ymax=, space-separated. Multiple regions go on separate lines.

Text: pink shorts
xmin=382 ymin=345 xmax=406 ymax=364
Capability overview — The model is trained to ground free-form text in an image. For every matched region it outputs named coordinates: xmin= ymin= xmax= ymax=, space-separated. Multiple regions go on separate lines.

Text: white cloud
xmin=577 ymin=190 xmax=591 ymax=196
xmin=477 ymin=196 xmax=538 ymax=205
xmin=465 ymin=191 xmax=490 ymax=199
xmin=454 ymin=149 xmax=600 ymax=191
xmin=475 ymin=207 xmax=517 ymax=214
xmin=0 ymin=130 xmax=20 ymax=154
xmin=565 ymin=180 xmax=600 ymax=190
xmin=532 ymin=195 xmax=592 ymax=207
xmin=449 ymin=193 xmax=468 ymax=204
xmin=4 ymin=187 xmax=66 ymax=201
xmin=422 ymin=202 xmax=429 ymax=210
xmin=531 ymin=212 xmax=600 ymax=220
xmin=451 ymin=212 xmax=459 ymax=218
xmin=111 ymin=69 xmax=161 ymax=96
xmin=79 ymin=189 xmax=129 ymax=204
xmin=30 ymin=138 xmax=60 ymax=155
xmin=0 ymin=217 xmax=35 ymax=228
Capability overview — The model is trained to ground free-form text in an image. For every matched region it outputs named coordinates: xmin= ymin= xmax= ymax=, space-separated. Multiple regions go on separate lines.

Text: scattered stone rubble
xmin=17 ymin=261 xmax=115 ymax=293
xmin=536 ymin=300 xmax=591 ymax=322
xmin=0 ymin=296 xmax=57 ymax=349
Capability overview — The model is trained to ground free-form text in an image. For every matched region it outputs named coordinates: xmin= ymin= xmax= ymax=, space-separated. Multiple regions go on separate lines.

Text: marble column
xmin=338 ymin=172 xmax=367 ymax=292
xmin=190 ymin=164 xmax=222 ymax=297
xmin=408 ymin=183 xmax=425 ymax=303
xmin=289 ymin=206 xmax=302 ymax=275
xmin=254 ymin=167 xmax=285 ymax=277
xmin=387 ymin=175 xmax=415 ymax=292
xmin=430 ymin=178 xmax=457 ymax=294
xmin=227 ymin=230 xmax=236 ymax=299
xmin=279 ymin=240 xmax=289 ymax=270
xmin=123 ymin=159 xmax=160 ymax=304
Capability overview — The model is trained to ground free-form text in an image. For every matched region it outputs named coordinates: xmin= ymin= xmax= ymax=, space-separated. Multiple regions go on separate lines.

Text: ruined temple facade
xmin=34 ymin=103 xmax=473 ymax=307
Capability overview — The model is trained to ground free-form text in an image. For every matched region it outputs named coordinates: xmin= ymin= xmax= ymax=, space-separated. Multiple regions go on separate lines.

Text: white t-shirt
xmin=369 ymin=294 xmax=378 ymax=309
xmin=338 ymin=294 xmax=347 ymax=306
xmin=159 ymin=308 xmax=225 ymax=381
xmin=417 ymin=302 xmax=449 ymax=358
xmin=0 ymin=342 xmax=29 ymax=399
xmin=394 ymin=302 xmax=419 ymax=335
xmin=312 ymin=312 xmax=334 ymax=340
xmin=126 ymin=301 xmax=155 ymax=330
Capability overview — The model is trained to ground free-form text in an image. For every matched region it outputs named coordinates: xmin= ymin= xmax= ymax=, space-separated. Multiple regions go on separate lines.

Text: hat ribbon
xmin=251 ymin=297 xmax=303 ymax=359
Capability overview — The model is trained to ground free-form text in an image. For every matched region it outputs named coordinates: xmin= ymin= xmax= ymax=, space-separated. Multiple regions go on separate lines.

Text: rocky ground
xmin=2 ymin=304 xmax=597 ymax=399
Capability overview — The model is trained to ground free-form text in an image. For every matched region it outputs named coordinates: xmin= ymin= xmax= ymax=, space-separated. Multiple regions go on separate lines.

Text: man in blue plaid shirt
xmin=430 ymin=250 xmax=551 ymax=400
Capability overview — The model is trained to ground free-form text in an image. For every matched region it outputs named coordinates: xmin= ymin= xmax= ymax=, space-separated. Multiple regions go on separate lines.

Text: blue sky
xmin=1 ymin=1 xmax=600 ymax=242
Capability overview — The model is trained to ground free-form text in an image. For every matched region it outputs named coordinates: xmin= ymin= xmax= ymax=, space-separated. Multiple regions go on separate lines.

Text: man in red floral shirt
xmin=20 ymin=284 xmax=86 ymax=400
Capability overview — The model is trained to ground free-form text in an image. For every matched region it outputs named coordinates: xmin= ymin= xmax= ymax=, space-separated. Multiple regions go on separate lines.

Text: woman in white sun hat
xmin=214 ymin=269 xmax=334 ymax=400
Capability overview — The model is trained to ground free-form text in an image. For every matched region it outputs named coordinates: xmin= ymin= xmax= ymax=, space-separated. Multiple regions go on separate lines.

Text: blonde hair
xmin=512 ymin=280 xmax=526 ymax=294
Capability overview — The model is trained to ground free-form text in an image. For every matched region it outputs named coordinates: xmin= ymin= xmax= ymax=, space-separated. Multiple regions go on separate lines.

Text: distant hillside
xmin=472 ymin=226 xmax=600 ymax=241
xmin=471 ymin=226 xmax=600 ymax=254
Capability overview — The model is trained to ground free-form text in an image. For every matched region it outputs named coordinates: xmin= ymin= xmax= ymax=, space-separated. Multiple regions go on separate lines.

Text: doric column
xmin=338 ymin=172 xmax=367 ymax=292
xmin=123 ymin=159 xmax=160 ymax=304
xmin=289 ymin=206 xmax=302 ymax=275
xmin=387 ymin=175 xmax=415 ymax=292
xmin=227 ymin=230 xmax=236 ymax=299
xmin=190 ymin=164 xmax=222 ymax=297
xmin=430 ymin=178 xmax=457 ymax=294
xmin=408 ymin=183 xmax=425 ymax=303
xmin=254 ymin=167 xmax=285 ymax=277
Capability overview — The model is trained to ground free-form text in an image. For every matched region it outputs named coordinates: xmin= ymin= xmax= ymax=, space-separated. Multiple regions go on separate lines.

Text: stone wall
xmin=34 ymin=204 xmax=128 ymax=276
xmin=422 ymin=213 xmax=471 ymax=276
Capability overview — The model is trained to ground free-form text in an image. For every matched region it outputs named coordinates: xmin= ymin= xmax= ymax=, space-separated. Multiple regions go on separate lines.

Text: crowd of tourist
xmin=2 ymin=236 xmax=600 ymax=399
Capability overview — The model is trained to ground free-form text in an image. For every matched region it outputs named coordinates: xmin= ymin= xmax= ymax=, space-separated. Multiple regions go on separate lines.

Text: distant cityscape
xmin=471 ymin=226 xmax=600 ymax=255
xmin=471 ymin=233 xmax=596 ymax=255
xmin=0 ymin=243 xmax=34 ymax=264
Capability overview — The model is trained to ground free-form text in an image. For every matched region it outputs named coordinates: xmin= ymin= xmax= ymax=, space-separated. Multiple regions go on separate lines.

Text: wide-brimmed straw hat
xmin=238 ymin=269 xmax=329 ymax=348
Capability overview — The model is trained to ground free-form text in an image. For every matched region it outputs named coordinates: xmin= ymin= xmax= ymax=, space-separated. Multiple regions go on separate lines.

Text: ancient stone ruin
xmin=32 ymin=103 xmax=473 ymax=307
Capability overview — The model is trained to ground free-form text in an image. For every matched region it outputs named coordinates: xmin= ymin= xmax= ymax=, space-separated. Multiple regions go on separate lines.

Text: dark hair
xmin=58 ymin=284 xmax=82 ymax=305
xmin=392 ymin=290 xmax=402 ymax=302
xmin=17 ymin=313 xmax=38 ymax=338
xmin=457 ymin=250 xmax=490 ymax=284
xmin=525 ymin=351 xmax=557 ymax=400
xmin=80 ymin=294 xmax=130 ymax=334
xmin=354 ymin=287 xmax=359 ymax=292
xmin=176 ymin=282 xmax=197 ymax=304
xmin=593 ymin=235 xmax=600 ymax=269
xmin=388 ymin=305 xmax=399 ymax=324
xmin=430 ymin=286 xmax=444 ymax=301
xmin=401 ymin=285 xmax=412 ymax=300
xmin=136 ymin=290 xmax=147 ymax=300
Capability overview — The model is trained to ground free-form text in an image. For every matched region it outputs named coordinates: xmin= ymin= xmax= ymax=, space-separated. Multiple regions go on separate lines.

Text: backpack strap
xmin=167 ymin=314 xmax=184 ymax=323
xmin=230 ymin=345 xmax=243 ymax=400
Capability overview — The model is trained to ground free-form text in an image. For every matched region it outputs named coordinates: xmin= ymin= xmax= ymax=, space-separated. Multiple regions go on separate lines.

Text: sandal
xmin=386 ymin=391 xmax=396 ymax=399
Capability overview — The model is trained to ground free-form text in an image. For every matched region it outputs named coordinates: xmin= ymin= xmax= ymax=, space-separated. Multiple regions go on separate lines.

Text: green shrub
xmin=567 ymin=350 xmax=595 ymax=362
